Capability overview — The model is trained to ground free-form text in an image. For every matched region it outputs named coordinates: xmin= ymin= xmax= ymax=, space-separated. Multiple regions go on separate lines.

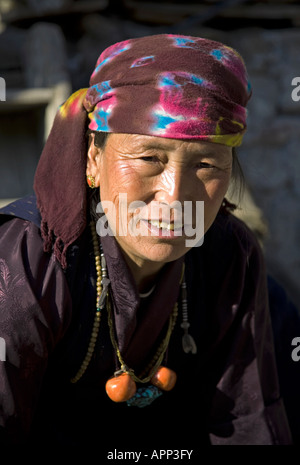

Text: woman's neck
xmin=121 ymin=252 xmax=165 ymax=294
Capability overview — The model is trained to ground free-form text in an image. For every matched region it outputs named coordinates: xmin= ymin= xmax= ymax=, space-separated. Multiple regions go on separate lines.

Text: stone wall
xmin=226 ymin=28 xmax=300 ymax=308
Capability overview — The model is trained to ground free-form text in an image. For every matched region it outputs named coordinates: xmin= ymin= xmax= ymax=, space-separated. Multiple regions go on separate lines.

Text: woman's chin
xmin=118 ymin=236 xmax=191 ymax=265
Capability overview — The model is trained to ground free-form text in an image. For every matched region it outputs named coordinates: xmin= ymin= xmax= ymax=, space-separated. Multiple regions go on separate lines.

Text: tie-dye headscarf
xmin=34 ymin=34 xmax=252 ymax=267
xmin=81 ymin=34 xmax=251 ymax=146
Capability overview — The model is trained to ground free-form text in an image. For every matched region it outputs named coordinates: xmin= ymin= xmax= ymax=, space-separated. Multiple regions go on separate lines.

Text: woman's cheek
xmin=111 ymin=163 xmax=143 ymax=194
xmin=203 ymin=177 xmax=231 ymax=226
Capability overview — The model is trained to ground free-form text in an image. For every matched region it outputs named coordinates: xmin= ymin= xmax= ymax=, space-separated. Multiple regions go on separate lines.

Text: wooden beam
xmin=125 ymin=1 xmax=300 ymax=24
xmin=221 ymin=4 xmax=300 ymax=19
xmin=0 ymin=88 xmax=54 ymax=112
xmin=1 ymin=0 xmax=108 ymax=25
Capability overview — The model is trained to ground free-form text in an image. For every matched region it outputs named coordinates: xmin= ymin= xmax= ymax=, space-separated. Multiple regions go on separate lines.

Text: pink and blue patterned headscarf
xmin=60 ymin=34 xmax=251 ymax=147
xmin=82 ymin=34 xmax=251 ymax=146
xmin=35 ymin=34 xmax=252 ymax=267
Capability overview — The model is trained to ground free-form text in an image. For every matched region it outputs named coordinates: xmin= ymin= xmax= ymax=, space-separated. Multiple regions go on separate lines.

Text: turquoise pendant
xmin=126 ymin=385 xmax=163 ymax=408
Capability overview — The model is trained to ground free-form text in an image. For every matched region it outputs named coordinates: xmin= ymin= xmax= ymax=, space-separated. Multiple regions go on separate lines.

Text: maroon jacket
xmin=0 ymin=198 xmax=293 ymax=447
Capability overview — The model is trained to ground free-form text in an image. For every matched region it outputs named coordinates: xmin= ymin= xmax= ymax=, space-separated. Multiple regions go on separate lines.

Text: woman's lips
xmin=148 ymin=220 xmax=177 ymax=231
xmin=139 ymin=219 xmax=185 ymax=238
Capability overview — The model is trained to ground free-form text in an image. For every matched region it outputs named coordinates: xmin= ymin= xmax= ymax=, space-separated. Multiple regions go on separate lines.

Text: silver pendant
xmin=182 ymin=333 xmax=197 ymax=354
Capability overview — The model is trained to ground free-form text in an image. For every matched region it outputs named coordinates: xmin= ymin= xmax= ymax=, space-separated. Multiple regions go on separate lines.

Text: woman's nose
xmin=154 ymin=167 xmax=194 ymax=204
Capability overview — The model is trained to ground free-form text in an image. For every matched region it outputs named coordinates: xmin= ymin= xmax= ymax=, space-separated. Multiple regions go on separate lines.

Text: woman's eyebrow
xmin=131 ymin=138 xmax=231 ymax=158
xmin=136 ymin=141 xmax=171 ymax=150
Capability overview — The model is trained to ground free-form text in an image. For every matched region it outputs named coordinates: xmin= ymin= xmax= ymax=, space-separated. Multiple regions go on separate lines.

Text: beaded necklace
xmin=70 ymin=222 xmax=109 ymax=384
xmin=71 ymin=222 xmax=197 ymax=407
xmin=106 ymin=289 xmax=179 ymax=384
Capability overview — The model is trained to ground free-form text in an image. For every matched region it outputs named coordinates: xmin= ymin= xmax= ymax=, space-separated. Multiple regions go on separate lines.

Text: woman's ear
xmin=86 ymin=133 xmax=101 ymax=187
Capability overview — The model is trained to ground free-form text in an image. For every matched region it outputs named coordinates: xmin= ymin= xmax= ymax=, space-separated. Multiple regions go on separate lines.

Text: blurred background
xmin=0 ymin=0 xmax=299 ymax=308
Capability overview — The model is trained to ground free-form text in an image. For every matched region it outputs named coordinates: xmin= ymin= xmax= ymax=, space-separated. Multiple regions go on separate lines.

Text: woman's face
xmin=87 ymin=133 xmax=232 ymax=268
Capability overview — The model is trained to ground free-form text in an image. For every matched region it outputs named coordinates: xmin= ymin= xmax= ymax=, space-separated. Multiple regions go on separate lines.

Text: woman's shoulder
xmin=186 ymin=206 xmax=266 ymax=295
xmin=0 ymin=204 xmax=72 ymax=348
xmin=207 ymin=207 xmax=263 ymax=258
xmin=0 ymin=195 xmax=44 ymax=258
xmin=0 ymin=212 xmax=44 ymax=262
xmin=0 ymin=195 xmax=41 ymax=228
xmin=0 ymin=200 xmax=49 ymax=272
xmin=0 ymin=195 xmax=55 ymax=271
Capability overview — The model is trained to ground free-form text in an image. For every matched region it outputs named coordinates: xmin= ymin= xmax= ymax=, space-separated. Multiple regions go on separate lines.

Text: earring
xmin=87 ymin=175 xmax=96 ymax=189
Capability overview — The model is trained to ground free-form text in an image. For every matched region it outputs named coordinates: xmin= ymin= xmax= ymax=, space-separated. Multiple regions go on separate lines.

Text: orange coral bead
xmin=105 ymin=373 xmax=136 ymax=402
xmin=150 ymin=366 xmax=177 ymax=392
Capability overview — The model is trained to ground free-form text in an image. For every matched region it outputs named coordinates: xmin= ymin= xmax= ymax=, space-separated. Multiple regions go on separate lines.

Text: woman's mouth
xmin=141 ymin=219 xmax=184 ymax=238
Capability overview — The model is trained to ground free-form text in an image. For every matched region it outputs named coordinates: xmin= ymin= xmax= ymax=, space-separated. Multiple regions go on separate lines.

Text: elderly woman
xmin=0 ymin=34 xmax=297 ymax=448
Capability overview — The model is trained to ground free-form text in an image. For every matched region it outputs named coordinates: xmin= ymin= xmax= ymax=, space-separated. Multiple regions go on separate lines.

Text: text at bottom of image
xmin=107 ymin=450 xmax=194 ymax=462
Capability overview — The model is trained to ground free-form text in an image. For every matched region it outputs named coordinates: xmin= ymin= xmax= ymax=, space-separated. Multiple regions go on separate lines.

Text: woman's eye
xmin=197 ymin=162 xmax=215 ymax=169
xmin=140 ymin=156 xmax=160 ymax=163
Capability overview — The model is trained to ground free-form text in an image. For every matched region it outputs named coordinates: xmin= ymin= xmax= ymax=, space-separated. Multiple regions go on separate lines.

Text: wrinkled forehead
xmin=102 ymin=133 xmax=233 ymax=159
